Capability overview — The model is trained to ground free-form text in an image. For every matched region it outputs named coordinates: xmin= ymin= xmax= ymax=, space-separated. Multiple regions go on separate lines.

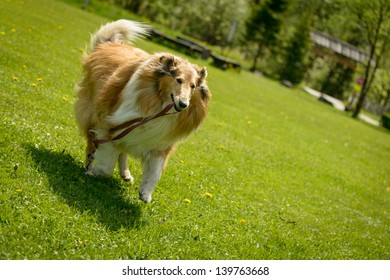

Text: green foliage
xmin=245 ymin=0 xmax=289 ymax=71
xmin=112 ymin=0 xmax=249 ymax=47
xmin=347 ymin=0 xmax=390 ymax=117
xmin=369 ymin=65 xmax=390 ymax=115
xmin=245 ymin=0 xmax=288 ymax=43
xmin=381 ymin=114 xmax=390 ymax=129
xmin=318 ymin=63 xmax=354 ymax=99
xmin=1 ymin=0 xmax=390 ymax=260
xmin=278 ymin=19 xmax=311 ymax=85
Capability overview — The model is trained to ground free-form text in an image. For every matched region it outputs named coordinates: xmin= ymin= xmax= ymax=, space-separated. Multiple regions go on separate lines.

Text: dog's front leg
xmin=87 ymin=142 xmax=118 ymax=177
xmin=139 ymin=152 xmax=166 ymax=203
xmin=118 ymin=152 xmax=134 ymax=183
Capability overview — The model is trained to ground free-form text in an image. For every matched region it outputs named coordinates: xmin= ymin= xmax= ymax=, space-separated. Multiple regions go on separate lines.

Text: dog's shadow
xmin=27 ymin=145 xmax=143 ymax=231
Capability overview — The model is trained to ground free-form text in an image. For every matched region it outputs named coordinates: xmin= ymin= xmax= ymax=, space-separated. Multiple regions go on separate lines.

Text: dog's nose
xmin=178 ymin=100 xmax=188 ymax=109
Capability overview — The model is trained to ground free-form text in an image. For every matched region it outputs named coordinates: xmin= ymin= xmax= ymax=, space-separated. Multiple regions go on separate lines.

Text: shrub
xmin=381 ymin=113 xmax=390 ymax=129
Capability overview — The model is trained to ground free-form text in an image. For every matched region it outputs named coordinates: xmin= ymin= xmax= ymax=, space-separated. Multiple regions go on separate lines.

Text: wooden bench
xmin=176 ymin=36 xmax=211 ymax=59
xmin=149 ymin=28 xmax=241 ymax=71
xmin=210 ymin=53 xmax=241 ymax=71
xmin=149 ymin=29 xmax=208 ymax=58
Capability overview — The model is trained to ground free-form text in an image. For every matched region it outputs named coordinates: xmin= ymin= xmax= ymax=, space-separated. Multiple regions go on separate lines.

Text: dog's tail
xmin=91 ymin=20 xmax=149 ymax=50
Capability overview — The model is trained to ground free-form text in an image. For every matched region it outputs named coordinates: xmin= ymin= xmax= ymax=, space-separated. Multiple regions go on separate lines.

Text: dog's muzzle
xmin=171 ymin=94 xmax=188 ymax=112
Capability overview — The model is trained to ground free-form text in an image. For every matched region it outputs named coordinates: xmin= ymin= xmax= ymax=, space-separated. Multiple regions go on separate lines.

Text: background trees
xmin=244 ymin=0 xmax=289 ymax=71
xmin=109 ymin=0 xmax=390 ymax=118
xmin=113 ymin=0 xmax=248 ymax=47
xmin=278 ymin=16 xmax=311 ymax=85
xmin=347 ymin=0 xmax=390 ymax=117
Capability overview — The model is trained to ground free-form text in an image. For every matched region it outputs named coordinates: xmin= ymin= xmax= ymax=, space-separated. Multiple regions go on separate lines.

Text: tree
xmin=313 ymin=1 xmax=363 ymax=100
xmin=114 ymin=0 xmax=248 ymax=47
xmin=349 ymin=0 xmax=390 ymax=118
xmin=279 ymin=18 xmax=311 ymax=84
xmin=370 ymin=68 xmax=390 ymax=115
xmin=182 ymin=0 xmax=248 ymax=46
xmin=245 ymin=0 xmax=289 ymax=71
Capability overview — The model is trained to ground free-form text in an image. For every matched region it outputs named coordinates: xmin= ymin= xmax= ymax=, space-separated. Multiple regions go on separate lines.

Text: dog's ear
xmin=159 ymin=55 xmax=175 ymax=67
xmin=157 ymin=54 xmax=177 ymax=76
xmin=196 ymin=67 xmax=210 ymax=101
xmin=199 ymin=67 xmax=207 ymax=80
xmin=196 ymin=66 xmax=208 ymax=87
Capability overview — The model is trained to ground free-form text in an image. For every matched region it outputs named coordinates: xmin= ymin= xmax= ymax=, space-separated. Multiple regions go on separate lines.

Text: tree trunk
xmin=352 ymin=84 xmax=368 ymax=118
xmin=352 ymin=56 xmax=380 ymax=118
xmin=251 ymin=44 xmax=262 ymax=72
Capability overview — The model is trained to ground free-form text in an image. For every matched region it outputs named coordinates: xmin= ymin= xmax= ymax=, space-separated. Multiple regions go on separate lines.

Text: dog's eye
xmin=176 ymin=78 xmax=183 ymax=84
xmin=190 ymin=83 xmax=195 ymax=89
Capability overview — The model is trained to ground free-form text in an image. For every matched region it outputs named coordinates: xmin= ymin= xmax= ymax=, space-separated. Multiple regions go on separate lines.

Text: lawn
xmin=0 ymin=0 xmax=389 ymax=260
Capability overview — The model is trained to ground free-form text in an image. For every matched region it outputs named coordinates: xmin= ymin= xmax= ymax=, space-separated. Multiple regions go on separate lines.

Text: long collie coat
xmin=74 ymin=20 xmax=211 ymax=202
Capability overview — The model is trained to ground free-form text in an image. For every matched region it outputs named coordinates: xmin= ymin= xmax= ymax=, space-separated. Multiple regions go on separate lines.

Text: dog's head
xmin=155 ymin=54 xmax=198 ymax=112
xmin=167 ymin=63 xmax=211 ymax=138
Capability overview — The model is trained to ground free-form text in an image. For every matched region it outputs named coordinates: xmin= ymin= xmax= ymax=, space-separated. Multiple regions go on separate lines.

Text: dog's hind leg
xmin=139 ymin=151 xmax=167 ymax=203
xmin=118 ymin=152 xmax=134 ymax=183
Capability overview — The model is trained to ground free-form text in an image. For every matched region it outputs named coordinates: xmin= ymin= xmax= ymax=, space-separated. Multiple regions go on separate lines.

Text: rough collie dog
xmin=74 ymin=20 xmax=211 ymax=203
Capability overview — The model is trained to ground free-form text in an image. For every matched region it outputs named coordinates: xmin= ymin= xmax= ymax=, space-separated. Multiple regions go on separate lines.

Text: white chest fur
xmin=113 ymin=114 xmax=178 ymax=157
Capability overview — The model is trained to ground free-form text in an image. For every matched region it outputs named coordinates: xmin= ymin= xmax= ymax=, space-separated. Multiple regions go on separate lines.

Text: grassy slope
xmin=0 ymin=0 xmax=389 ymax=260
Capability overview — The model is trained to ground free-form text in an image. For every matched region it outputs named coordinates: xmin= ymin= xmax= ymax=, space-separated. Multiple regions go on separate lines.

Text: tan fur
xmin=74 ymin=20 xmax=211 ymax=202
xmin=75 ymin=44 xmax=147 ymax=132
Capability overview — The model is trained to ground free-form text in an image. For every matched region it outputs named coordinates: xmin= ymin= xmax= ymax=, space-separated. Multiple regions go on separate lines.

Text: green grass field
xmin=1 ymin=0 xmax=389 ymax=260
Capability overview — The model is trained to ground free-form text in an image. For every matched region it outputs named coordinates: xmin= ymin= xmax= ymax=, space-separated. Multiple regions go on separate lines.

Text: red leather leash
xmin=93 ymin=103 xmax=177 ymax=147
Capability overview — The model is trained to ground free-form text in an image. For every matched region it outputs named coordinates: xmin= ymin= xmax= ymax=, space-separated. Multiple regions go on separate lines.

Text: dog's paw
xmin=139 ymin=192 xmax=152 ymax=203
xmin=121 ymin=170 xmax=134 ymax=184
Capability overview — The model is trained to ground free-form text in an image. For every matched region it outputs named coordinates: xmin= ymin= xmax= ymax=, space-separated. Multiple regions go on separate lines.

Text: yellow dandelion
xmin=184 ymin=198 xmax=192 ymax=204
xmin=205 ymin=192 xmax=213 ymax=198
xmin=11 ymin=28 xmax=16 ymax=32
xmin=31 ymin=83 xmax=37 ymax=87
xmin=16 ymin=189 xmax=22 ymax=193
xmin=12 ymin=76 xmax=19 ymax=81
xmin=0 ymin=31 xmax=5 ymax=36
xmin=79 ymin=47 xmax=84 ymax=52
xmin=22 ymin=65 xmax=27 ymax=69
xmin=247 ymin=120 xmax=253 ymax=125
xmin=36 ymin=77 xmax=43 ymax=81
xmin=239 ymin=219 xmax=247 ymax=223
xmin=62 ymin=96 xmax=68 ymax=101
xmin=219 ymin=145 xmax=231 ymax=153
xmin=386 ymin=187 xmax=390 ymax=191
